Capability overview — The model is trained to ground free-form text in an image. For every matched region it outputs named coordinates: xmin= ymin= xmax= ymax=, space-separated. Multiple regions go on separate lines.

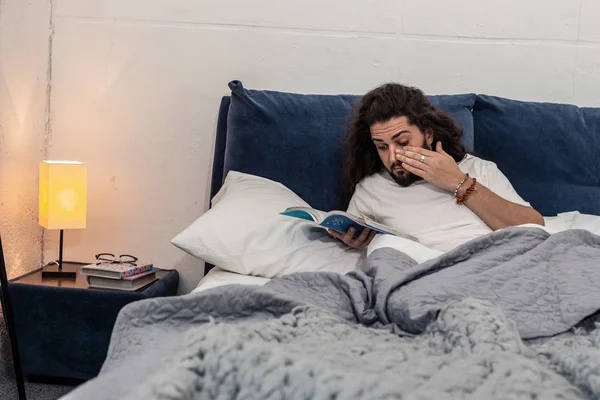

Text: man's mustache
xmin=390 ymin=161 xmax=403 ymax=171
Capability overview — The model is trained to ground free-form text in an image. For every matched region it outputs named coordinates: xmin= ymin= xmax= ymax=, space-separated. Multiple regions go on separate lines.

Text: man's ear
xmin=425 ymin=128 xmax=435 ymax=148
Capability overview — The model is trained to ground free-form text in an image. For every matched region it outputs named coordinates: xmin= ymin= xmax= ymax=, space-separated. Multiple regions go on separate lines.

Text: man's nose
xmin=389 ymin=147 xmax=399 ymax=164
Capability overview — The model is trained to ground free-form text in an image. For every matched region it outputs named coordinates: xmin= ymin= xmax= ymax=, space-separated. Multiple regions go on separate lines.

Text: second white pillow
xmin=171 ymin=171 xmax=365 ymax=278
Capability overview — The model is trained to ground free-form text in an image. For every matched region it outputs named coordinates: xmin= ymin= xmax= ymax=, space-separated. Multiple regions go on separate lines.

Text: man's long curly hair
xmin=341 ymin=83 xmax=467 ymax=209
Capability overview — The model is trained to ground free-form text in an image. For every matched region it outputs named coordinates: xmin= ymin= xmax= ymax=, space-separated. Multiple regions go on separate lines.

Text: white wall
xmin=0 ymin=1 xmax=50 ymax=278
xmin=2 ymin=1 xmax=599 ymax=291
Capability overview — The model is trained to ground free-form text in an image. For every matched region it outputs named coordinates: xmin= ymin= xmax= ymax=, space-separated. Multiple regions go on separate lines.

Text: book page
xmin=281 ymin=207 xmax=332 ymax=224
xmin=363 ymin=217 xmax=419 ymax=242
xmin=307 ymin=208 xmax=327 ymax=223
xmin=363 ymin=217 xmax=398 ymax=234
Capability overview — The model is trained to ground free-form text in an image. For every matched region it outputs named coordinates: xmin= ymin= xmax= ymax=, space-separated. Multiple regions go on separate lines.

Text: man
xmin=329 ymin=83 xmax=544 ymax=251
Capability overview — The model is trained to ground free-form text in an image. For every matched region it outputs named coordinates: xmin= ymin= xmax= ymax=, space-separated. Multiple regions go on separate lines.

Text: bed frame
xmin=205 ymin=96 xmax=232 ymax=274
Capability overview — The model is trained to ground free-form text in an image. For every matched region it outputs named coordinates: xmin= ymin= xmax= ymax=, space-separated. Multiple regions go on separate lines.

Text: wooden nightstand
xmin=6 ymin=261 xmax=179 ymax=381
xmin=13 ymin=261 xmax=172 ymax=291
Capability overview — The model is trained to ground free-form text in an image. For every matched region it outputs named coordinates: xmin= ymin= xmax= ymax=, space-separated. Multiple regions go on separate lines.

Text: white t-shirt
xmin=347 ymin=154 xmax=531 ymax=252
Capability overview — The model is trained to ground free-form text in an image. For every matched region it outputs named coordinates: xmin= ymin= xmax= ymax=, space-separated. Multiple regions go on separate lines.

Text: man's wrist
xmin=456 ymin=177 xmax=474 ymax=198
xmin=450 ymin=173 xmax=469 ymax=195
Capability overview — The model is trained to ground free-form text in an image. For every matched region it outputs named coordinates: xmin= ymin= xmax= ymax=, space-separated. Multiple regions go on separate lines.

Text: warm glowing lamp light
xmin=39 ymin=161 xmax=87 ymax=279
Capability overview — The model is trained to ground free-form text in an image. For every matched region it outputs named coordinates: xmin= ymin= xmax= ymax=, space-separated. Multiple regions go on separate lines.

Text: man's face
xmin=370 ymin=116 xmax=433 ymax=187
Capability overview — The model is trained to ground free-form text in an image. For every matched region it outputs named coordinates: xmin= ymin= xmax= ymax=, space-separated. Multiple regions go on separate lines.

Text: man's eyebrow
xmin=372 ymin=131 xmax=410 ymax=142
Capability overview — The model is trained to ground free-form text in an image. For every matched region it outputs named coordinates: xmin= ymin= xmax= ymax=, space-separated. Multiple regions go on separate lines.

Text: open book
xmin=280 ymin=207 xmax=418 ymax=242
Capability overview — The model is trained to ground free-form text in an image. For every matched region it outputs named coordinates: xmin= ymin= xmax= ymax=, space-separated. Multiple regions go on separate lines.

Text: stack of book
xmin=80 ymin=262 xmax=157 ymax=291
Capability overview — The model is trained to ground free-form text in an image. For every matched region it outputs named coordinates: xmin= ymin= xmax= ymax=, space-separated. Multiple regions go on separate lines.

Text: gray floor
xmin=0 ymin=312 xmax=75 ymax=400
xmin=0 ymin=376 xmax=74 ymax=400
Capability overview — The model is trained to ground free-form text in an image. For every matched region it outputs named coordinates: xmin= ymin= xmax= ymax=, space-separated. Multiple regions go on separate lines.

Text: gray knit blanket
xmin=62 ymin=227 xmax=600 ymax=399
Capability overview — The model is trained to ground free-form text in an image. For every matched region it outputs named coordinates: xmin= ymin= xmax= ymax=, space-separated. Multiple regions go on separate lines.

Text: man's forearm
xmin=458 ymin=178 xmax=544 ymax=231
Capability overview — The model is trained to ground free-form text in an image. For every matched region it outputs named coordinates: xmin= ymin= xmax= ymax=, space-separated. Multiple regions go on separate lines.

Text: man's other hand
xmin=396 ymin=142 xmax=465 ymax=192
xmin=327 ymin=226 xmax=376 ymax=249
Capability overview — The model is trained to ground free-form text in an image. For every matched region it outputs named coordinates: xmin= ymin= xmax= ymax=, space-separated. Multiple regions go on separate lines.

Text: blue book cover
xmin=280 ymin=207 xmax=418 ymax=241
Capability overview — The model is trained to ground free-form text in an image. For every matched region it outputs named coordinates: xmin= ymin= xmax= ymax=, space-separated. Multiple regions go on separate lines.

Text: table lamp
xmin=39 ymin=160 xmax=87 ymax=279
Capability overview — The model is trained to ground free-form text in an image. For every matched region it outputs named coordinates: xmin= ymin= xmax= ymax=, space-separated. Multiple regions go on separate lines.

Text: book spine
xmin=122 ymin=264 xmax=152 ymax=278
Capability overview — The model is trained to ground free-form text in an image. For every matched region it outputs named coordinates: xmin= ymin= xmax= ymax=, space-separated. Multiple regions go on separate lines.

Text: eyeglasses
xmin=95 ymin=253 xmax=138 ymax=266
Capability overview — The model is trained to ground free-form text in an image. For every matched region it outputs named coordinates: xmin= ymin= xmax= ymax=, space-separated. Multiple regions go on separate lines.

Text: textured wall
xmin=0 ymin=1 xmax=51 ymax=278
xmin=2 ymin=1 xmax=600 ymax=291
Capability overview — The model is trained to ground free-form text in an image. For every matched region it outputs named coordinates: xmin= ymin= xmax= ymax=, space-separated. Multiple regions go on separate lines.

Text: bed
xmin=192 ymin=267 xmax=269 ymax=293
xmin=61 ymin=81 xmax=600 ymax=400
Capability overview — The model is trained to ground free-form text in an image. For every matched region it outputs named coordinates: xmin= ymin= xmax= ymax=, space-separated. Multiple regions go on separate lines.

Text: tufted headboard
xmin=206 ymin=81 xmax=600 ymax=275
xmin=209 ymin=96 xmax=232 ymax=202
xmin=204 ymin=81 xmax=478 ymax=273
xmin=209 ymin=81 xmax=476 ymax=210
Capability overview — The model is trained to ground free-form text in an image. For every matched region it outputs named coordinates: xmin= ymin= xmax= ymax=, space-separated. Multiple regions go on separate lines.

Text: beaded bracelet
xmin=456 ymin=177 xmax=477 ymax=205
xmin=453 ymin=173 xmax=470 ymax=199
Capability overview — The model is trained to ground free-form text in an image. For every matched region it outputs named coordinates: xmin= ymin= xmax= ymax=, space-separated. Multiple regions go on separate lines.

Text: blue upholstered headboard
xmin=205 ymin=96 xmax=231 ymax=273
xmin=209 ymin=80 xmax=477 ymax=212
xmin=210 ymin=96 xmax=231 ymax=202
xmin=205 ymin=83 xmax=477 ymax=274
xmin=208 ymin=81 xmax=600 ymax=247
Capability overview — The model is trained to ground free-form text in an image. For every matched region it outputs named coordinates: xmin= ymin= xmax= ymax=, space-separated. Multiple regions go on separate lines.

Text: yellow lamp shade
xmin=39 ymin=161 xmax=87 ymax=230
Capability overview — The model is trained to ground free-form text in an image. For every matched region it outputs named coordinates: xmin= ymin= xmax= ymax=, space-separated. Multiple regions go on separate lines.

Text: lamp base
xmin=41 ymin=263 xmax=77 ymax=279
xmin=42 ymin=230 xmax=77 ymax=279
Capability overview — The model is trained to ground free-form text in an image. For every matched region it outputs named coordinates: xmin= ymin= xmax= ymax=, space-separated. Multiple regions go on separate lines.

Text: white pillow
xmin=542 ymin=211 xmax=579 ymax=233
xmin=571 ymin=212 xmax=600 ymax=235
xmin=541 ymin=211 xmax=600 ymax=235
xmin=171 ymin=171 xmax=365 ymax=278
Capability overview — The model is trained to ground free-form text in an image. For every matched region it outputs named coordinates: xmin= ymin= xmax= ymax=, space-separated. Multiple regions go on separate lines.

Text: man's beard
xmin=387 ymin=142 xmax=432 ymax=187
xmin=388 ymin=163 xmax=421 ymax=187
